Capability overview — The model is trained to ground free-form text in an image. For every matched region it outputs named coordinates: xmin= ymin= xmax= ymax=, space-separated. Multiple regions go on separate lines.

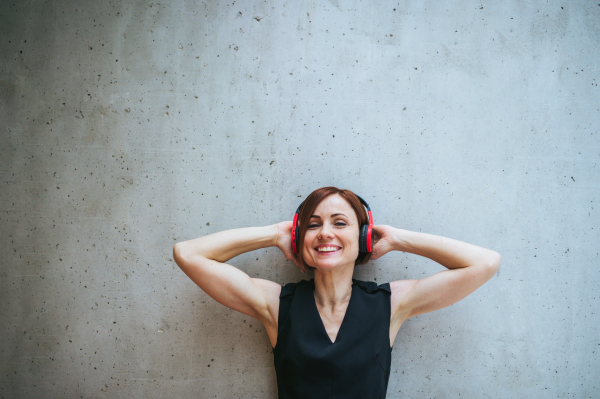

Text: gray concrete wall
xmin=1 ymin=0 xmax=598 ymax=398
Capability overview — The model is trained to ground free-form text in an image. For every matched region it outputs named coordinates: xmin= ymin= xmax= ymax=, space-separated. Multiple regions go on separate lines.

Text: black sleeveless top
xmin=273 ymin=279 xmax=393 ymax=399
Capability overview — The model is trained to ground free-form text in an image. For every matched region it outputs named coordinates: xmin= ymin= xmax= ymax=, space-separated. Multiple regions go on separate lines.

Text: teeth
xmin=317 ymin=247 xmax=339 ymax=252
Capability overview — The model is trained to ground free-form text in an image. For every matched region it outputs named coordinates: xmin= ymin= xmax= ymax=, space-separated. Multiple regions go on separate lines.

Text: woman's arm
xmin=372 ymin=226 xmax=501 ymax=325
xmin=172 ymin=222 xmax=300 ymax=327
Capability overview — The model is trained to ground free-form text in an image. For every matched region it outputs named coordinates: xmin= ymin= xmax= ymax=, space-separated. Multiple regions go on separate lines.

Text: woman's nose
xmin=319 ymin=223 xmax=334 ymax=238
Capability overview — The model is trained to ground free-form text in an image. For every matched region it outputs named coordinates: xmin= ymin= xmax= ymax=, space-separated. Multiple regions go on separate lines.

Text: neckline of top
xmin=309 ymin=279 xmax=355 ymax=345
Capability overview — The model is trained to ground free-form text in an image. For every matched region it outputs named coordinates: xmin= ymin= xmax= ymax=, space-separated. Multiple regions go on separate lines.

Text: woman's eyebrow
xmin=310 ymin=213 xmax=348 ymax=219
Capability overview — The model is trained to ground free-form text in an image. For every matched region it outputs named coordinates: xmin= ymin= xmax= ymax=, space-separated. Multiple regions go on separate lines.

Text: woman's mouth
xmin=315 ymin=246 xmax=341 ymax=253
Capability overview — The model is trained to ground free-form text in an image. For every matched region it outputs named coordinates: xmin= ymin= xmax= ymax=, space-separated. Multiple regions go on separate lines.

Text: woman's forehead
xmin=312 ymin=194 xmax=357 ymax=219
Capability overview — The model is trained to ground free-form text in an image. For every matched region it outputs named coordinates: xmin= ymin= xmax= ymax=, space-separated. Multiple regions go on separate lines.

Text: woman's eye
xmin=335 ymin=222 xmax=347 ymax=227
xmin=308 ymin=224 xmax=320 ymax=229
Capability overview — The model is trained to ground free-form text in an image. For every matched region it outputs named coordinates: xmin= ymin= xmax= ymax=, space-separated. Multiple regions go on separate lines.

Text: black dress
xmin=273 ymin=278 xmax=393 ymax=399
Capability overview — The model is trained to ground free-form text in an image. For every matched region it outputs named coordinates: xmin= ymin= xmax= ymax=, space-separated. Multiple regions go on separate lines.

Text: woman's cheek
xmin=302 ymin=249 xmax=316 ymax=268
xmin=302 ymin=233 xmax=315 ymax=253
xmin=301 ymin=239 xmax=314 ymax=265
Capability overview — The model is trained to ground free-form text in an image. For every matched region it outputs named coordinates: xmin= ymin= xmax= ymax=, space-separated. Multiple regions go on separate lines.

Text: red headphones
xmin=292 ymin=195 xmax=373 ymax=254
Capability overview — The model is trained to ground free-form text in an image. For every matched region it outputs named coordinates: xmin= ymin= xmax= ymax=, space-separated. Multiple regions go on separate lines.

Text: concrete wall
xmin=1 ymin=1 xmax=598 ymax=397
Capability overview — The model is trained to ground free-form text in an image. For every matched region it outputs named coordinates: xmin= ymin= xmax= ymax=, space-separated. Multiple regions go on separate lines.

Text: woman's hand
xmin=371 ymin=225 xmax=398 ymax=260
xmin=274 ymin=221 xmax=306 ymax=272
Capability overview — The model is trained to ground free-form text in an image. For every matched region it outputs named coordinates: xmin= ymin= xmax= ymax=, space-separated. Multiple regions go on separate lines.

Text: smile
xmin=316 ymin=246 xmax=341 ymax=252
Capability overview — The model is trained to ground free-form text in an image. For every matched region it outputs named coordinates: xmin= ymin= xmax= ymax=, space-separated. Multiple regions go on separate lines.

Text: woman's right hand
xmin=274 ymin=221 xmax=306 ymax=273
xmin=371 ymin=225 xmax=398 ymax=261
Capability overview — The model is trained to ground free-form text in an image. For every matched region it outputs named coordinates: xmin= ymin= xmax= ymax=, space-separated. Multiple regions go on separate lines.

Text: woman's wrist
xmin=249 ymin=225 xmax=278 ymax=250
xmin=269 ymin=223 xmax=280 ymax=248
xmin=391 ymin=228 xmax=410 ymax=252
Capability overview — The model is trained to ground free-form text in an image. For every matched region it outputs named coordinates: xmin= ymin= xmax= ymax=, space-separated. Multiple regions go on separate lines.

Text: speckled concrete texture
xmin=1 ymin=1 xmax=598 ymax=398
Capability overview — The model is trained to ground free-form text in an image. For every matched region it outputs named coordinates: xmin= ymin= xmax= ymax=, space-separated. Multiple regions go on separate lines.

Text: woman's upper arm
xmin=173 ymin=244 xmax=281 ymax=324
xmin=391 ymin=253 xmax=501 ymax=322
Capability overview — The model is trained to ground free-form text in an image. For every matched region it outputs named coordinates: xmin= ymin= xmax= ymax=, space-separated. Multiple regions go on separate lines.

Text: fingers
xmin=298 ymin=263 xmax=308 ymax=274
xmin=292 ymin=260 xmax=307 ymax=273
xmin=372 ymin=224 xmax=385 ymax=233
xmin=370 ymin=239 xmax=389 ymax=260
xmin=286 ymin=254 xmax=306 ymax=272
xmin=295 ymin=260 xmax=308 ymax=274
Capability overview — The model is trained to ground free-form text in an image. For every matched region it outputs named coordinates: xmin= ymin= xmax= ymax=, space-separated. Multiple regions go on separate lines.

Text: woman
xmin=173 ymin=187 xmax=500 ymax=398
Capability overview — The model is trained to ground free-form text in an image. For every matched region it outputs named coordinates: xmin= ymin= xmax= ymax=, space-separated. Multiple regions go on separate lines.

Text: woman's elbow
xmin=173 ymin=243 xmax=190 ymax=269
xmin=487 ymin=251 xmax=501 ymax=275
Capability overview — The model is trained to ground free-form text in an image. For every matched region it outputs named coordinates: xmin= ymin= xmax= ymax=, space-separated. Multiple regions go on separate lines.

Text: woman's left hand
xmin=370 ymin=225 xmax=397 ymax=260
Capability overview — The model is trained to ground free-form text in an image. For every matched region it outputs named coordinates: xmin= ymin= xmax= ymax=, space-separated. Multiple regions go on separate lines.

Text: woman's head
xmin=296 ymin=187 xmax=372 ymax=270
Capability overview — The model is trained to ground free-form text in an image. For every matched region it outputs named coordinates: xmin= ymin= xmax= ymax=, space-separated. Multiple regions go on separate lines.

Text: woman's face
xmin=301 ymin=194 xmax=360 ymax=271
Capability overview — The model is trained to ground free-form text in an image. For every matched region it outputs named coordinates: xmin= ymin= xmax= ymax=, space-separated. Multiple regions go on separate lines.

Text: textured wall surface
xmin=1 ymin=1 xmax=598 ymax=398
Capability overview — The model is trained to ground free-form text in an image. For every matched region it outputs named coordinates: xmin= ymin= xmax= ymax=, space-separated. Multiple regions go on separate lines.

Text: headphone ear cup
xmin=359 ymin=224 xmax=369 ymax=253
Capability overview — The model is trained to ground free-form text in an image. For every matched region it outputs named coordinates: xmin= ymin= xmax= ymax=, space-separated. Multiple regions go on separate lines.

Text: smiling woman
xmin=295 ymin=187 xmax=372 ymax=270
xmin=172 ymin=186 xmax=501 ymax=399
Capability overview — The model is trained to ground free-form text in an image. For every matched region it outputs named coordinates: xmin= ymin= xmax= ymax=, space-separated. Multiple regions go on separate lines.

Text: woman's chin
xmin=309 ymin=259 xmax=354 ymax=272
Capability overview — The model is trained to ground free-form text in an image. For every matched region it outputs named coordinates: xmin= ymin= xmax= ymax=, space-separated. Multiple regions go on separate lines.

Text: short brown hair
xmin=296 ymin=186 xmax=372 ymax=269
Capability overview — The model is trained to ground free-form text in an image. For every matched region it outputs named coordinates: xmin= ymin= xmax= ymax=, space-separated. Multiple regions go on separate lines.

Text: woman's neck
xmin=312 ymin=263 xmax=354 ymax=306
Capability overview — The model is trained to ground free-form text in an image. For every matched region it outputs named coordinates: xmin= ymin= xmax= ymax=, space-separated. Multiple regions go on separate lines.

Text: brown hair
xmin=296 ymin=186 xmax=372 ymax=269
